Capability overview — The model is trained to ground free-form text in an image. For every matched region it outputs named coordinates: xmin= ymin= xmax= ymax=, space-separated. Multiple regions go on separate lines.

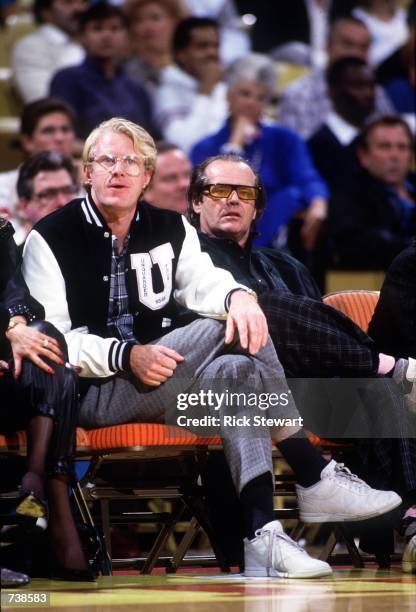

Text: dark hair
xmin=328 ymin=16 xmax=368 ymax=43
xmin=33 ymin=0 xmax=53 ymax=24
xmin=357 ymin=114 xmax=414 ymax=151
xmin=20 ymin=97 xmax=75 ymax=137
xmin=156 ymin=141 xmax=183 ymax=155
xmin=173 ymin=16 xmax=218 ymax=53
xmin=17 ymin=151 xmax=78 ymax=200
xmin=326 ymin=56 xmax=368 ymax=88
xmin=80 ymin=1 xmax=127 ymax=30
xmin=187 ymin=154 xmax=266 ymax=230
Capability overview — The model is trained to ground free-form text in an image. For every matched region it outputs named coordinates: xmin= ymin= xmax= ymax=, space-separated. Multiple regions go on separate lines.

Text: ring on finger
xmin=42 ymin=339 xmax=49 ymax=349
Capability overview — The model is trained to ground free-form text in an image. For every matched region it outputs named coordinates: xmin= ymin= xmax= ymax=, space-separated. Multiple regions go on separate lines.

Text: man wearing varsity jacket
xmin=22 ymin=118 xmax=399 ymax=579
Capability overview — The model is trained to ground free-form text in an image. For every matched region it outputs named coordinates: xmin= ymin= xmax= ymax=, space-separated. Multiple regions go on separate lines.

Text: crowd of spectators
xmin=1 ymin=0 xmax=413 ymax=281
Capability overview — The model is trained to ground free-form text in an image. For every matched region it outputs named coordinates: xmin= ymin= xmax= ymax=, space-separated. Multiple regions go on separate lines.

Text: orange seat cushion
xmin=0 ymin=428 xmax=91 ymax=453
xmin=87 ymin=423 xmax=222 ymax=450
xmin=323 ymin=290 xmax=379 ymax=332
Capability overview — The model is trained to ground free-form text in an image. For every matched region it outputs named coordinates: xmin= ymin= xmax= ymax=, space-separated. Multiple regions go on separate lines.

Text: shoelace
xmin=332 ymin=463 xmax=369 ymax=491
xmin=254 ymin=526 xmax=307 ymax=570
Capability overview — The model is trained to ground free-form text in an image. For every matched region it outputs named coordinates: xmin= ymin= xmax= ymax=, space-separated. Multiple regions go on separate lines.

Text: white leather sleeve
xmin=22 ymin=230 xmax=124 ymax=378
xmin=174 ymin=217 xmax=249 ymax=317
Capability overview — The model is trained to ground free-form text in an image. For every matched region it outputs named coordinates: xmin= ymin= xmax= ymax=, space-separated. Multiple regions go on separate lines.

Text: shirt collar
xmin=326 ymin=111 xmax=359 ymax=145
xmin=81 ymin=194 xmax=140 ymax=228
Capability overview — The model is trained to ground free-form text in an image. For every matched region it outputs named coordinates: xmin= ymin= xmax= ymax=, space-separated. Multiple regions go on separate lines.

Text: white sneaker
xmin=244 ymin=520 xmax=332 ymax=578
xmin=402 ymin=535 xmax=416 ymax=574
xmin=296 ymin=460 xmax=402 ymax=523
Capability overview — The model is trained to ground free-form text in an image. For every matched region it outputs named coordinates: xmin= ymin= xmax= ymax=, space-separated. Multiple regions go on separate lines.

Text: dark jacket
xmin=368 ymin=238 xmax=416 ymax=358
xmin=235 ymin=0 xmax=354 ymax=53
xmin=308 ymin=124 xmax=358 ymax=192
xmin=0 ymin=218 xmax=43 ymax=355
xmin=329 ymin=170 xmax=416 ymax=269
xmin=197 ymin=233 xmax=322 ymax=301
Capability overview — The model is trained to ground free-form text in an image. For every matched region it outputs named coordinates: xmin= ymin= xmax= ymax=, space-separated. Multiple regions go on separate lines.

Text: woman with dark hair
xmin=0 ymin=216 xmax=94 ymax=581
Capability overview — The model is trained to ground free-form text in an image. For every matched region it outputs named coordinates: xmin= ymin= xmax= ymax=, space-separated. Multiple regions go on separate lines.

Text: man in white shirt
xmin=154 ymin=17 xmax=228 ymax=154
xmin=12 ymin=0 xmax=87 ymax=103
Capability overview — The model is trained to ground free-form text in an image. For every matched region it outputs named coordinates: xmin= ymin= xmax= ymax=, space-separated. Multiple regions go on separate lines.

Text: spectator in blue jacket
xmin=190 ymin=53 xmax=329 ymax=252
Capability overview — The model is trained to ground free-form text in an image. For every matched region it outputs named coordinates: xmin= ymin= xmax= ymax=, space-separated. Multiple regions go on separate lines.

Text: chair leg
xmin=319 ymin=525 xmax=364 ymax=568
xmin=71 ymin=481 xmax=112 ymax=576
xmin=167 ymin=516 xmax=201 ymax=573
xmin=334 ymin=525 xmax=364 ymax=569
xmin=182 ymin=486 xmax=231 ymax=573
xmin=319 ymin=530 xmax=337 ymax=562
xmin=100 ymin=499 xmax=113 ymax=572
xmin=289 ymin=520 xmax=306 ymax=541
xmin=141 ymin=502 xmax=185 ymax=574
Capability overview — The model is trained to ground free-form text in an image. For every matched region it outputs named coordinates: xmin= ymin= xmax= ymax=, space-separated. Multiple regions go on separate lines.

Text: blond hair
xmin=83 ymin=117 xmax=157 ymax=175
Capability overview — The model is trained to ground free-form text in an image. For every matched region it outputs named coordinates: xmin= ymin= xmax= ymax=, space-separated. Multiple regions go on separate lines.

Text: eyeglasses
xmin=203 ymin=183 xmax=259 ymax=201
xmin=33 ymin=185 xmax=77 ymax=203
xmin=90 ymin=154 xmax=144 ymax=176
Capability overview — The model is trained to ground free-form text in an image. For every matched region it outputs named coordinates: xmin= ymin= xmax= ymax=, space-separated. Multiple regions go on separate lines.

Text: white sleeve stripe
xmin=108 ymin=341 xmax=126 ymax=372
xmin=116 ymin=343 xmax=125 ymax=370
xmin=108 ymin=340 xmax=118 ymax=372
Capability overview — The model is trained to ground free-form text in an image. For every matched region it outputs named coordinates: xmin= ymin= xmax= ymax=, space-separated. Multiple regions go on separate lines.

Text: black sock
xmin=240 ymin=472 xmax=274 ymax=539
xmin=277 ymin=434 xmax=328 ymax=487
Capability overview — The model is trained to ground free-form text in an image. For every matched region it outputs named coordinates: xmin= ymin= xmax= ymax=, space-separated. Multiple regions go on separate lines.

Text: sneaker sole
xmin=299 ymin=496 xmax=402 ymax=523
xmin=244 ymin=567 xmax=333 ymax=578
xmin=402 ymin=538 xmax=416 ymax=574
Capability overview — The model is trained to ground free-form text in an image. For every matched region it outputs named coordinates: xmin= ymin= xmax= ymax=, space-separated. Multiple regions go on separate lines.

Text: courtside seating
xmin=0 ymin=290 xmax=381 ymax=573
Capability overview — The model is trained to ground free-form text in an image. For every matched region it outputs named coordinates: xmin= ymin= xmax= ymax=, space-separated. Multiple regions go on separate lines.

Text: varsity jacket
xmin=22 ymin=196 xmax=247 ymax=378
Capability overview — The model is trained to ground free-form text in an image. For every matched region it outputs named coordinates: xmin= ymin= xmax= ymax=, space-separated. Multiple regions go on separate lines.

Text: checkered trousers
xmin=258 ymin=292 xmax=379 ymax=378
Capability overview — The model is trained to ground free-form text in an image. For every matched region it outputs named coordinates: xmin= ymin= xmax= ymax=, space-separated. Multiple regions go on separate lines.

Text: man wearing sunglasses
xmin=188 ymin=154 xmax=416 ymax=562
xmin=16 ymin=151 xmax=79 ymax=241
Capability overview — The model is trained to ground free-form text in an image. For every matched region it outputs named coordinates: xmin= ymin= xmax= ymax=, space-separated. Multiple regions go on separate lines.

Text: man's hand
xmin=5 ymin=320 xmax=64 ymax=377
xmin=225 ymin=290 xmax=268 ymax=355
xmin=300 ymin=197 xmax=327 ymax=251
xmin=130 ymin=344 xmax=184 ymax=387
xmin=229 ymin=116 xmax=258 ymax=149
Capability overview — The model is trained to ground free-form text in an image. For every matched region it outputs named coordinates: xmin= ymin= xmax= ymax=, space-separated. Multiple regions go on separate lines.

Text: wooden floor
xmin=2 ymin=568 xmax=415 ymax=611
